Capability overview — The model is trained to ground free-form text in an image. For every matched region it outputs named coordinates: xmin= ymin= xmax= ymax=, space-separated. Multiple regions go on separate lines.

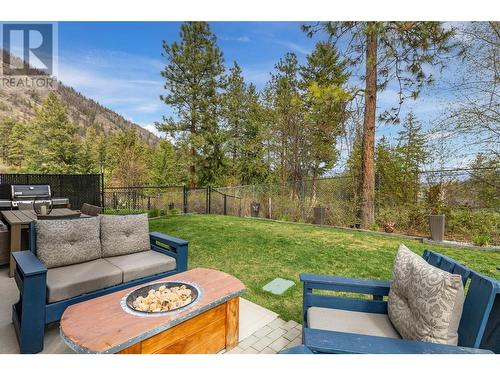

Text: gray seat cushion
xmin=46 ymin=259 xmax=122 ymax=303
xmin=307 ymin=307 xmax=401 ymax=339
xmin=36 ymin=217 xmax=101 ymax=268
xmin=104 ymin=250 xmax=176 ymax=282
xmin=100 ymin=214 xmax=150 ymax=257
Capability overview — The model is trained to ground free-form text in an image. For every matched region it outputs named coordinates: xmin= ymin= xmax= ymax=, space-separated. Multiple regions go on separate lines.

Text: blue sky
xmin=57 ymin=22 xmax=321 ymax=132
xmin=55 ymin=22 xmax=472 ymax=167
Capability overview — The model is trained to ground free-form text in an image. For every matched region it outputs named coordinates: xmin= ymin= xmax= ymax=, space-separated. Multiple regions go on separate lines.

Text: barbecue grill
xmin=0 ymin=184 xmax=70 ymax=210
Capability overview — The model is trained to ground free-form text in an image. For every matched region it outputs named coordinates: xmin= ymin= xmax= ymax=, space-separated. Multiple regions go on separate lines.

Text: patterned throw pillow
xmin=388 ymin=244 xmax=465 ymax=345
xmin=100 ymin=214 xmax=150 ymax=257
xmin=36 ymin=217 xmax=102 ymax=268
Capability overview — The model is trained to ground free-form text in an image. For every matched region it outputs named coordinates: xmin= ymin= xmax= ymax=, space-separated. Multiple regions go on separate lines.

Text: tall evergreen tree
xmin=395 ymin=112 xmax=429 ymax=203
xmin=0 ymin=119 xmax=16 ymax=162
xmin=151 ymin=139 xmax=187 ymax=186
xmin=304 ymin=22 xmax=457 ymax=227
xmin=222 ymin=63 xmax=269 ymax=185
xmin=106 ymin=130 xmax=150 ymax=187
xmin=158 ymin=21 xmax=225 ymax=188
xmin=25 ymin=92 xmax=80 ymax=173
xmin=6 ymin=122 xmax=28 ymax=168
xmin=300 ymin=42 xmax=350 ymax=196
xmin=78 ymin=127 xmax=103 ymax=173
xmin=238 ymin=84 xmax=269 ymax=185
xmin=222 ymin=62 xmax=247 ymax=182
xmin=266 ymin=52 xmax=304 ymax=185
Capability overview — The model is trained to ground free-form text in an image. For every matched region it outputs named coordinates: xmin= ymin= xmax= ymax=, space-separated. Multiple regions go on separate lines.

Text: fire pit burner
xmin=123 ymin=281 xmax=201 ymax=316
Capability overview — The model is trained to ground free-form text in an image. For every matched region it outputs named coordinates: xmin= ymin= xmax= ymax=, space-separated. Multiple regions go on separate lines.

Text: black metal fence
xmin=102 ymin=185 xmax=242 ymax=216
xmin=0 ymin=173 xmax=102 ymax=209
xmin=215 ymin=167 xmax=500 ymax=245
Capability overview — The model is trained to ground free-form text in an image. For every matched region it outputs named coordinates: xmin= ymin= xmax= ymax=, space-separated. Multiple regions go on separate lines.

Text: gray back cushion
xmin=100 ymin=214 xmax=150 ymax=257
xmin=36 ymin=217 xmax=102 ymax=268
xmin=388 ymin=244 xmax=465 ymax=345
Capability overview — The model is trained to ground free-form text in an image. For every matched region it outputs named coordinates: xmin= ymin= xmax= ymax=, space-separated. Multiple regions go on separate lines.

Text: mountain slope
xmin=0 ymin=51 xmax=160 ymax=146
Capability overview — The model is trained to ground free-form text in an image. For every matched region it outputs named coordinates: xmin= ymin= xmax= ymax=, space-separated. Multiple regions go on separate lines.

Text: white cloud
xmin=141 ymin=123 xmax=162 ymax=138
xmin=220 ymin=35 xmax=251 ymax=43
xmin=275 ymin=40 xmax=311 ymax=55
xmin=133 ymin=102 xmax=164 ymax=114
xmin=241 ymin=65 xmax=271 ymax=88
xmin=425 ymin=130 xmax=454 ymax=140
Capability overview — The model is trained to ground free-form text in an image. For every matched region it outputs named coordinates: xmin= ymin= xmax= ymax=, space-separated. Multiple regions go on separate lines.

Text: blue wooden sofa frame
xmin=12 ymin=222 xmax=189 ymax=354
xmin=283 ymin=249 xmax=499 ymax=354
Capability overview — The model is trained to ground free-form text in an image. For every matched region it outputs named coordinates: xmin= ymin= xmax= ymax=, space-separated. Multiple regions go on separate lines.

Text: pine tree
xmin=300 ymin=42 xmax=350 ymax=196
xmin=158 ymin=21 xmax=225 ymax=188
xmin=151 ymin=139 xmax=186 ymax=186
xmin=395 ymin=112 xmax=429 ymax=203
xmin=238 ymin=84 xmax=269 ymax=185
xmin=78 ymin=127 xmax=103 ymax=173
xmin=107 ymin=130 xmax=150 ymax=187
xmin=304 ymin=22 xmax=457 ymax=227
xmin=267 ymin=52 xmax=304 ymax=185
xmin=0 ymin=119 xmax=16 ymax=162
xmin=222 ymin=63 xmax=269 ymax=185
xmin=222 ymin=62 xmax=247 ymax=182
xmin=25 ymin=92 xmax=80 ymax=173
xmin=6 ymin=122 xmax=28 ymax=168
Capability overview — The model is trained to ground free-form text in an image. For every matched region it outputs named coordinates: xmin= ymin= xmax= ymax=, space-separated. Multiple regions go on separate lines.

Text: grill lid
xmin=11 ymin=185 xmax=52 ymax=199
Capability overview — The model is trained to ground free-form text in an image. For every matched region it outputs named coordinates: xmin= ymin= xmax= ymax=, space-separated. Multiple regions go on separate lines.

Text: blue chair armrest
xmin=300 ymin=273 xmax=391 ymax=296
xmin=304 ymin=328 xmax=493 ymax=354
xmin=12 ymin=251 xmax=47 ymax=277
xmin=149 ymin=232 xmax=188 ymax=272
xmin=150 ymin=232 xmax=188 ymax=247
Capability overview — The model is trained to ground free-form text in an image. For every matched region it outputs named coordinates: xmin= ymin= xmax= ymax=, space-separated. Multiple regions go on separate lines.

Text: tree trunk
xmin=360 ymin=24 xmax=378 ymax=228
xmin=189 ymin=113 xmax=197 ymax=190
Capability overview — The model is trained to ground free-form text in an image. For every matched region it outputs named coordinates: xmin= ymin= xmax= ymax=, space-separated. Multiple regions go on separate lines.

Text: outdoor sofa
xmin=282 ymin=246 xmax=499 ymax=354
xmin=11 ymin=214 xmax=188 ymax=354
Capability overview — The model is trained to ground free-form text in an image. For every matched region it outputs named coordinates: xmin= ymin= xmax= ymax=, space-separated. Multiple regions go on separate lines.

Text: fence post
xmin=147 ymin=196 xmax=151 ymax=210
xmin=100 ymin=173 xmax=105 ymax=211
xmin=207 ymin=186 xmax=211 ymax=214
xmin=183 ymin=185 xmax=188 ymax=214
xmin=205 ymin=187 xmax=208 ymax=214
xmin=223 ymin=194 xmax=227 ymax=215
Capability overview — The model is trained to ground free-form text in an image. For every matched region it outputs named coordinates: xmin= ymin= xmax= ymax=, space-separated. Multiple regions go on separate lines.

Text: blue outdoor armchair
xmin=282 ymin=250 xmax=499 ymax=354
xmin=12 ymin=222 xmax=188 ymax=354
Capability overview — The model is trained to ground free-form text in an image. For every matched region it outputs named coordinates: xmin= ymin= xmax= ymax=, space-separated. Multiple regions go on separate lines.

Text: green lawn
xmin=149 ymin=214 xmax=500 ymax=323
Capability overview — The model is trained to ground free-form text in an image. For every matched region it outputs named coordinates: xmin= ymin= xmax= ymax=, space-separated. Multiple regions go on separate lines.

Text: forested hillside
xmin=0 ymin=51 xmax=159 ymax=146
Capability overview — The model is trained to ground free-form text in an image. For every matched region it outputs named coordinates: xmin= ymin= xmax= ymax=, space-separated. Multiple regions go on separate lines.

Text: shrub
xmin=147 ymin=208 xmax=160 ymax=218
xmin=104 ymin=208 xmax=145 ymax=215
xmin=472 ymin=233 xmax=491 ymax=247
xmin=170 ymin=208 xmax=180 ymax=216
xmin=368 ymin=223 xmax=380 ymax=232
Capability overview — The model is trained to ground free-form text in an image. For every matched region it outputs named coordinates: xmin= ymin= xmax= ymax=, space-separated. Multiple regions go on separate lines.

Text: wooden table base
xmin=118 ymin=297 xmax=239 ymax=354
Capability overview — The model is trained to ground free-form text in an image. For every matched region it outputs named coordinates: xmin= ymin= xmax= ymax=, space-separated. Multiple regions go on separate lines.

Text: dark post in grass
xmin=100 ymin=172 xmax=105 ymax=212
xmin=183 ymin=185 xmax=188 ymax=214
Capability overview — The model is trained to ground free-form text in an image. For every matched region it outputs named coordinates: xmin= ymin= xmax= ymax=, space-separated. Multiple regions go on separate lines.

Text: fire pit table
xmin=60 ymin=268 xmax=245 ymax=354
